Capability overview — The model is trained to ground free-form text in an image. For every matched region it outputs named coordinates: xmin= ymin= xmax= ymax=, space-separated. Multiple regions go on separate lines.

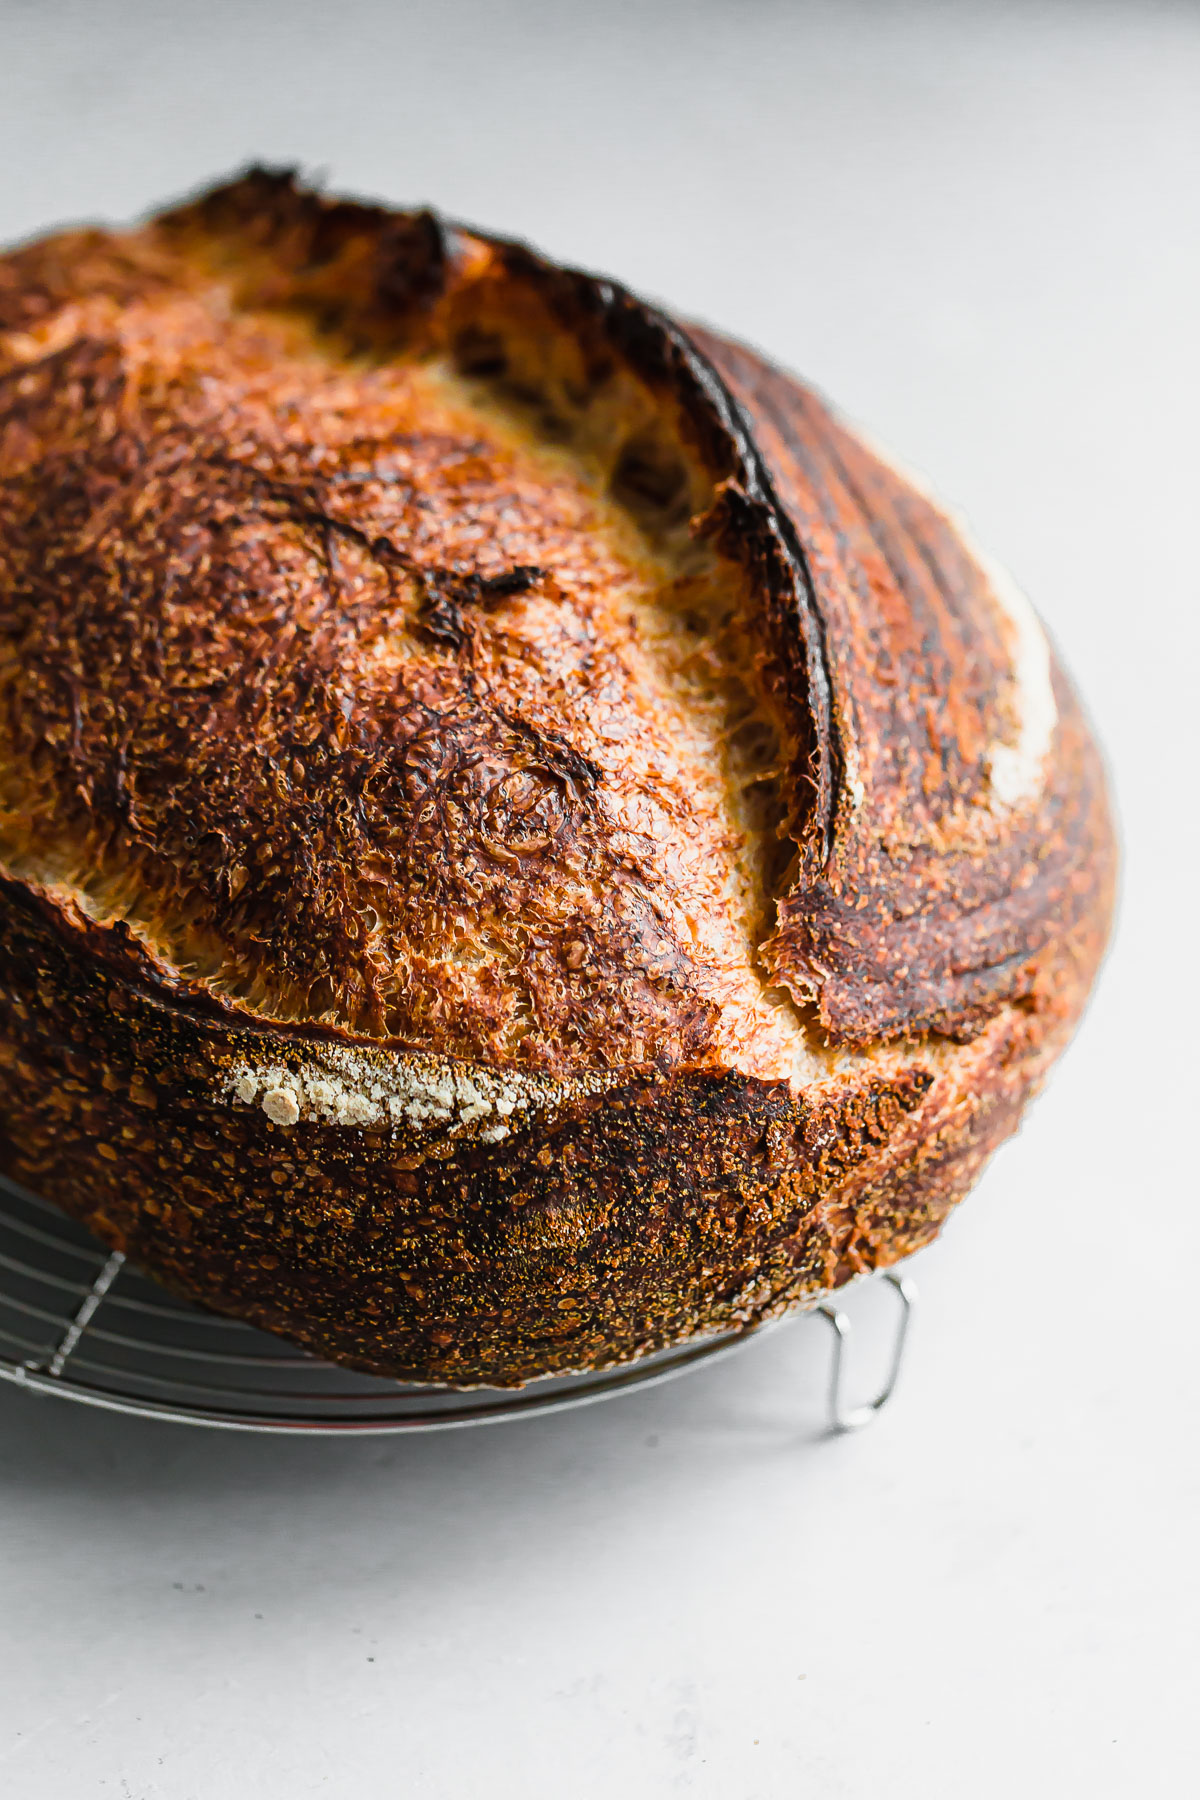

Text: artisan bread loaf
xmin=0 ymin=170 xmax=1114 ymax=1383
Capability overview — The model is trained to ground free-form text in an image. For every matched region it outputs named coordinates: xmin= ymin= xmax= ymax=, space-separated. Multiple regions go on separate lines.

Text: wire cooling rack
xmin=0 ymin=1169 xmax=916 ymax=1436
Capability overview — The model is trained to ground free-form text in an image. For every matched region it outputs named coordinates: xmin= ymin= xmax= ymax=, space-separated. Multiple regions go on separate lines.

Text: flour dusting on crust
xmin=221 ymin=1041 xmax=618 ymax=1139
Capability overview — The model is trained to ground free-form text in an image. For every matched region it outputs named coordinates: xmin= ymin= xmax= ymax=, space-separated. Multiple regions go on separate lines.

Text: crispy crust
xmin=0 ymin=170 xmax=1115 ymax=1384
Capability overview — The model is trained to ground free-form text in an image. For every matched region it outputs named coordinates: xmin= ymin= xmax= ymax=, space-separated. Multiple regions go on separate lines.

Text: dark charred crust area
xmin=156 ymin=166 xmax=452 ymax=348
xmin=0 ymin=887 xmax=1053 ymax=1385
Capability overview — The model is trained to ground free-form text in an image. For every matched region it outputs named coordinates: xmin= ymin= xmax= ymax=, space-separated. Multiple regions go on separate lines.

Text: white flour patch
xmin=976 ymin=550 xmax=1057 ymax=808
xmin=221 ymin=1042 xmax=618 ymax=1138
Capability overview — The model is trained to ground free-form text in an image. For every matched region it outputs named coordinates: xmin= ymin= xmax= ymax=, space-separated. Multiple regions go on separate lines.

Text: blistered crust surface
xmin=0 ymin=196 xmax=814 ymax=1083
xmin=0 ymin=174 xmax=1114 ymax=1074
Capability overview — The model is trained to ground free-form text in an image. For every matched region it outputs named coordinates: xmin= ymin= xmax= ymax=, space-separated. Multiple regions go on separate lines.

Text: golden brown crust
xmin=0 ymin=170 xmax=1116 ymax=1383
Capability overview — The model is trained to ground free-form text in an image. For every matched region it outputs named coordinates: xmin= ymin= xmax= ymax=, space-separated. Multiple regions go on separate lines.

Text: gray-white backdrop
xmin=1 ymin=4 xmax=1196 ymax=1796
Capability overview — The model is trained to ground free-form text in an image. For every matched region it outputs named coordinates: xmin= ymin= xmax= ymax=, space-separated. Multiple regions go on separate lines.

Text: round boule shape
xmin=0 ymin=169 xmax=1115 ymax=1385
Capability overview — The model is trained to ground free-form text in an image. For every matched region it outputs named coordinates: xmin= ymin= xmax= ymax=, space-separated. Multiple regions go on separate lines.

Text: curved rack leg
xmin=817 ymin=1271 xmax=917 ymax=1433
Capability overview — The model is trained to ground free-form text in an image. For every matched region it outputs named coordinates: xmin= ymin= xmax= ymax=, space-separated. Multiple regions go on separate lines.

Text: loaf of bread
xmin=0 ymin=170 xmax=1114 ymax=1384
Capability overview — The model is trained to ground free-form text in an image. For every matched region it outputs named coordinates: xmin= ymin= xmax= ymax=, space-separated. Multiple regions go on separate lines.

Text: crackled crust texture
xmin=0 ymin=171 xmax=1115 ymax=1383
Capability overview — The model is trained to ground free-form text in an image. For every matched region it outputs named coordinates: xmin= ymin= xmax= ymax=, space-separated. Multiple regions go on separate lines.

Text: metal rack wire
xmin=0 ymin=1169 xmax=916 ymax=1435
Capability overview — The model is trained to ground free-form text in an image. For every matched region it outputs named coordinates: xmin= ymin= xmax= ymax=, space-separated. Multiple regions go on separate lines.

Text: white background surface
xmin=1 ymin=3 xmax=1197 ymax=1795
